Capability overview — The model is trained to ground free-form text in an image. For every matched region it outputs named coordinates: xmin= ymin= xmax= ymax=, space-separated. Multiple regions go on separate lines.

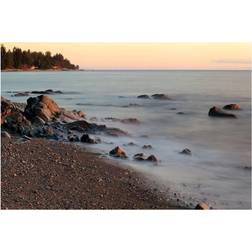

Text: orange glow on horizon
xmin=4 ymin=43 xmax=251 ymax=70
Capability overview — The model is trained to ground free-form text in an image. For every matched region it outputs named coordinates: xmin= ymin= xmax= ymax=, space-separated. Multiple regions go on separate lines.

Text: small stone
xmin=180 ymin=148 xmax=191 ymax=155
xmin=195 ymin=202 xmax=210 ymax=210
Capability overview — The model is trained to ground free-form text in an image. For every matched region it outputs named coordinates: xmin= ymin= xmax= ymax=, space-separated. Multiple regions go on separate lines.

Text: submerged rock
xmin=223 ymin=104 xmax=241 ymax=110
xmin=195 ymin=202 xmax=209 ymax=210
xmin=208 ymin=106 xmax=236 ymax=118
xmin=105 ymin=127 xmax=129 ymax=137
xmin=120 ymin=118 xmax=140 ymax=124
xmin=24 ymin=95 xmax=61 ymax=122
xmin=13 ymin=92 xmax=30 ymax=97
xmin=180 ymin=148 xmax=192 ymax=155
xmin=31 ymin=89 xmax=63 ymax=95
xmin=151 ymin=94 xmax=171 ymax=100
xmin=65 ymin=120 xmax=106 ymax=133
xmin=133 ymin=153 xmax=158 ymax=162
xmin=142 ymin=144 xmax=152 ymax=149
xmin=59 ymin=109 xmax=86 ymax=122
xmin=109 ymin=146 xmax=127 ymax=158
xmin=137 ymin=95 xmax=150 ymax=99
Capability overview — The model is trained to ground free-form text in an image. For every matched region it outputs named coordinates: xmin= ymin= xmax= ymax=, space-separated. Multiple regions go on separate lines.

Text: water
xmin=1 ymin=70 xmax=251 ymax=209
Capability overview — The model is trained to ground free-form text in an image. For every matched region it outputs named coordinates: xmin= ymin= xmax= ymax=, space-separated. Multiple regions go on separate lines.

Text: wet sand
xmin=1 ymin=137 xmax=181 ymax=209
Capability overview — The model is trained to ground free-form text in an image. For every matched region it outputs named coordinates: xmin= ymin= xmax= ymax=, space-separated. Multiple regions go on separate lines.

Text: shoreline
xmin=1 ymin=137 xmax=185 ymax=209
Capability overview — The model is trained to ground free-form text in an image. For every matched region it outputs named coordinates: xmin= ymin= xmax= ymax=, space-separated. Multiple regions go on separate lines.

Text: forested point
xmin=1 ymin=44 xmax=79 ymax=70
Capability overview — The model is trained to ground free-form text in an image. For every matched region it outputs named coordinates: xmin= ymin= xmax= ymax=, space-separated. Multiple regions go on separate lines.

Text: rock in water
xmin=195 ymin=202 xmax=210 ymax=210
xmin=1 ymin=131 xmax=11 ymax=139
xmin=142 ymin=144 xmax=152 ymax=149
xmin=80 ymin=134 xmax=97 ymax=144
xmin=24 ymin=95 xmax=61 ymax=122
xmin=208 ymin=106 xmax=236 ymax=118
xmin=68 ymin=134 xmax=80 ymax=142
xmin=180 ymin=148 xmax=192 ymax=155
xmin=146 ymin=155 xmax=158 ymax=162
xmin=133 ymin=153 xmax=146 ymax=161
xmin=223 ymin=104 xmax=241 ymax=110
xmin=137 ymin=95 xmax=150 ymax=99
xmin=109 ymin=146 xmax=127 ymax=158
xmin=133 ymin=153 xmax=158 ymax=162
xmin=151 ymin=94 xmax=171 ymax=100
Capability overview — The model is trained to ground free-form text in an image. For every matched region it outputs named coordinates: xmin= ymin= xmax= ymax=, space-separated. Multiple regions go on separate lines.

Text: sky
xmin=4 ymin=43 xmax=251 ymax=70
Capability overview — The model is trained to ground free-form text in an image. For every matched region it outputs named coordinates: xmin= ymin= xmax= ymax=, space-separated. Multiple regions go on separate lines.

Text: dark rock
xmin=180 ymin=148 xmax=192 ymax=155
xmin=133 ymin=153 xmax=158 ymax=162
xmin=142 ymin=144 xmax=152 ymax=149
xmin=124 ymin=142 xmax=137 ymax=146
xmin=24 ymin=95 xmax=61 ymax=122
xmin=65 ymin=120 xmax=106 ymax=133
xmin=13 ymin=92 xmax=30 ymax=97
xmin=133 ymin=153 xmax=146 ymax=161
xmin=244 ymin=166 xmax=251 ymax=170
xmin=68 ymin=134 xmax=79 ymax=142
xmin=31 ymin=89 xmax=63 ymax=95
xmin=195 ymin=202 xmax=209 ymax=210
xmin=137 ymin=95 xmax=150 ymax=99
xmin=80 ymin=134 xmax=97 ymax=144
xmin=176 ymin=112 xmax=185 ymax=115
xmin=151 ymin=94 xmax=171 ymax=100
xmin=3 ymin=110 xmax=32 ymax=135
xmin=146 ymin=155 xmax=158 ymax=162
xmin=208 ymin=106 xmax=236 ymax=118
xmin=223 ymin=104 xmax=241 ymax=110
xmin=109 ymin=146 xmax=127 ymax=158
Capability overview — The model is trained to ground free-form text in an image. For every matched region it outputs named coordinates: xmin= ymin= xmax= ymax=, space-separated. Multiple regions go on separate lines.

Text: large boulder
xmin=208 ymin=106 xmax=236 ymax=118
xmin=223 ymin=104 xmax=241 ymax=110
xmin=109 ymin=146 xmax=128 ymax=158
xmin=151 ymin=94 xmax=171 ymax=100
xmin=24 ymin=95 xmax=61 ymax=122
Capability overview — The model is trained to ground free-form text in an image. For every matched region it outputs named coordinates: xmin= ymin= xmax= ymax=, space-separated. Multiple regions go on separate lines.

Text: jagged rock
xmin=195 ymin=202 xmax=209 ymax=210
xmin=223 ymin=104 xmax=241 ymax=110
xmin=109 ymin=146 xmax=127 ymax=158
xmin=208 ymin=106 xmax=236 ymax=118
xmin=24 ymin=95 xmax=61 ymax=122
xmin=151 ymin=94 xmax=171 ymax=100
xmin=180 ymin=148 xmax=192 ymax=155
xmin=142 ymin=144 xmax=152 ymax=149
xmin=80 ymin=134 xmax=97 ymax=144
xmin=137 ymin=95 xmax=150 ymax=99
xmin=3 ymin=110 xmax=31 ymax=135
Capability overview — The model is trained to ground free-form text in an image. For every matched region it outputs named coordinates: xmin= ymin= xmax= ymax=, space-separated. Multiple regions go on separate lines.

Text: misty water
xmin=2 ymin=70 xmax=251 ymax=209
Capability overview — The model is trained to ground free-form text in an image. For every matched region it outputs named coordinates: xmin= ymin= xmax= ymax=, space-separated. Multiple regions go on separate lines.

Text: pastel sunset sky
xmin=4 ymin=43 xmax=251 ymax=70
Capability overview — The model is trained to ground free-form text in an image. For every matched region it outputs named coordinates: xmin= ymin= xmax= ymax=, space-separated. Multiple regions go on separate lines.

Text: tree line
xmin=1 ymin=44 xmax=79 ymax=70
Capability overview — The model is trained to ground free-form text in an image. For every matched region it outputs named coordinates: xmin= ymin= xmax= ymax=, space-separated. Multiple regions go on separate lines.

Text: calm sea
xmin=1 ymin=70 xmax=251 ymax=209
